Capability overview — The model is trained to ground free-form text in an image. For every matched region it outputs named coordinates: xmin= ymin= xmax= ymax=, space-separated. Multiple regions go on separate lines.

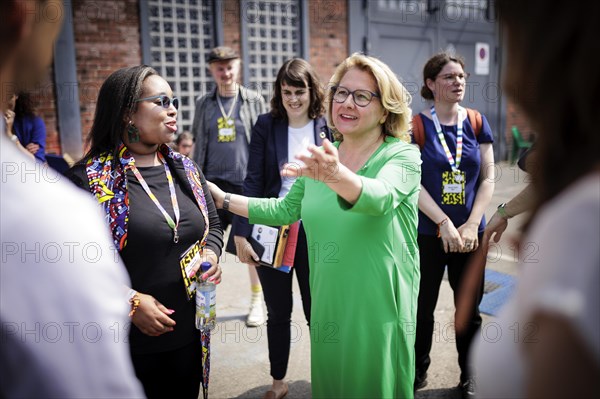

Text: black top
xmin=123 ymin=165 xmax=202 ymax=353
xmin=65 ymin=158 xmax=223 ymax=354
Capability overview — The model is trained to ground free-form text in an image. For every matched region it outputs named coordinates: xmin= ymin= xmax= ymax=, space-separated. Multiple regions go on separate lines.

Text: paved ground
xmin=207 ymin=161 xmax=528 ymax=398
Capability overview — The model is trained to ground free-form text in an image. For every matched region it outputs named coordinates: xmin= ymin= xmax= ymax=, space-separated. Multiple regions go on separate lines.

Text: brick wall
xmin=308 ymin=0 xmax=348 ymax=85
xmin=72 ymin=0 xmax=141 ymax=154
xmin=221 ymin=0 xmax=242 ymax=53
xmin=33 ymin=70 xmax=60 ymax=155
xmin=219 ymin=0 xmax=348 ymax=91
xmin=41 ymin=1 xmax=141 ymax=156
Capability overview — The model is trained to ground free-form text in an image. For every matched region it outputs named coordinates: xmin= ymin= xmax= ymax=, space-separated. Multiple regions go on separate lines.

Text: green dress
xmin=249 ymin=138 xmax=421 ymax=398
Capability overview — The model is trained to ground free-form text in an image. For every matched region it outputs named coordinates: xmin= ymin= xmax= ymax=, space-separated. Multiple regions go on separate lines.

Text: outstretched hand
xmin=482 ymin=212 xmax=508 ymax=247
xmin=281 ymin=139 xmax=340 ymax=183
xmin=207 ymin=180 xmax=225 ymax=208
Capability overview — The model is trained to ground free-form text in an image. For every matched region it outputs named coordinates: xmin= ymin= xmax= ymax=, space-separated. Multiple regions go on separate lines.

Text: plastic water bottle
xmin=195 ymin=262 xmax=216 ymax=330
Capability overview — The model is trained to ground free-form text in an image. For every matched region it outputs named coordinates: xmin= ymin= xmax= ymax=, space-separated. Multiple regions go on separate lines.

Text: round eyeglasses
xmin=331 ymin=86 xmax=380 ymax=107
xmin=135 ymin=94 xmax=179 ymax=110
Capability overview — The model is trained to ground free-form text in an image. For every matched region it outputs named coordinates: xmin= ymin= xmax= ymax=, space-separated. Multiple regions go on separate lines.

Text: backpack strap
xmin=411 ymin=114 xmax=426 ymax=150
xmin=413 ymin=108 xmax=482 ymax=150
xmin=466 ymin=108 xmax=483 ymax=137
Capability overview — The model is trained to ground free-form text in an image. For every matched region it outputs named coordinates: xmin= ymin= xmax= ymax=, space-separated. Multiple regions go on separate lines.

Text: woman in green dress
xmin=209 ymin=53 xmax=421 ymax=399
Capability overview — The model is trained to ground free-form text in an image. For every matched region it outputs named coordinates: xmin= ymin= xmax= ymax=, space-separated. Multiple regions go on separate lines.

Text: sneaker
xmin=459 ymin=377 xmax=476 ymax=399
xmin=414 ymin=372 xmax=428 ymax=391
xmin=246 ymin=300 xmax=265 ymax=327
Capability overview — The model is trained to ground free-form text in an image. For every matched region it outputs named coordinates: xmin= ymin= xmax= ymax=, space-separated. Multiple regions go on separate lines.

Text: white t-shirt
xmin=471 ymin=173 xmax=600 ymax=398
xmin=278 ymin=120 xmax=315 ymax=198
xmin=0 ymin=134 xmax=144 ymax=397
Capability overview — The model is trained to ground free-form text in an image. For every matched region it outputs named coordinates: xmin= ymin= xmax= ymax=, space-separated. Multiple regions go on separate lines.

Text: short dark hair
xmin=270 ymin=58 xmax=324 ymax=120
xmin=420 ymin=52 xmax=466 ymax=100
xmin=14 ymin=92 xmax=36 ymax=118
xmin=84 ymin=65 xmax=158 ymax=159
xmin=175 ymin=131 xmax=194 ymax=145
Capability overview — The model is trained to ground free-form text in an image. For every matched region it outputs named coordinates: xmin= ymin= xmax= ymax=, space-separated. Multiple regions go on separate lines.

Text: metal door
xmin=349 ymin=0 xmax=505 ymax=158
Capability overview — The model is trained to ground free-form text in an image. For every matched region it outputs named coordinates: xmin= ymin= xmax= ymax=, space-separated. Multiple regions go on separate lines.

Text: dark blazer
xmin=231 ymin=112 xmax=332 ymax=240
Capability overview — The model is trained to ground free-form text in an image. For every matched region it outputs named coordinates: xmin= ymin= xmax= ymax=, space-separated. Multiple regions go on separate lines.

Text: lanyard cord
xmin=216 ymin=88 xmax=239 ymax=124
xmin=430 ymin=105 xmax=466 ymax=172
xmin=130 ymin=152 xmax=181 ymax=243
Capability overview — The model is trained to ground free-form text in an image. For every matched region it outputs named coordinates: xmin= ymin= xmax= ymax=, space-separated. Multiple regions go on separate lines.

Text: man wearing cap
xmin=192 ymin=46 xmax=267 ymax=327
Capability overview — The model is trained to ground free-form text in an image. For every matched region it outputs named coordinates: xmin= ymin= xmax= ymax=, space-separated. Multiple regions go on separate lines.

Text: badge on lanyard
xmin=431 ymin=105 xmax=467 ymax=205
xmin=217 ymin=116 xmax=236 ymax=142
xmin=442 ymin=170 xmax=466 ymax=205
xmin=217 ymin=91 xmax=238 ymax=143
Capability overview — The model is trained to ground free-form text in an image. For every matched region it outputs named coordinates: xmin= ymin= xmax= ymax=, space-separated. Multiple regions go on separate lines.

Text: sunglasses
xmin=135 ymin=94 xmax=179 ymax=110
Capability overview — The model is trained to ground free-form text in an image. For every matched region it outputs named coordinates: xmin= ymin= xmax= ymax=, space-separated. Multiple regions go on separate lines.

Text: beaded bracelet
xmin=128 ymin=293 xmax=140 ymax=318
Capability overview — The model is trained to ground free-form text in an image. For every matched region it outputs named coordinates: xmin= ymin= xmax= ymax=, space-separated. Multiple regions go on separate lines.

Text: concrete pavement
xmin=207 ymin=161 xmax=529 ymax=398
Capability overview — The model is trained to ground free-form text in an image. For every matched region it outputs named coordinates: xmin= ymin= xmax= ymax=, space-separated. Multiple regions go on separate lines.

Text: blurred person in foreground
xmin=470 ymin=1 xmax=600 ymax=398
xmin=0 ymin=0 xmax=144 ymax=397
xmin=66 ymin=65 xmax=223 ymax=399
xmin=191 ymin=46 xmax=268 ymax=327
xmin=231 ymin=58 xmax=332 ymax=399
xmin=209 ymin=53 xmax=421 ymax=399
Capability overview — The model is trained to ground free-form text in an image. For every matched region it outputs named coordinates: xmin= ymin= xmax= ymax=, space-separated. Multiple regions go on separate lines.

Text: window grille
xmin=243 ymin=0 xmax=302 ymax=98
xmin=145 ymin=0 xmax=216 ymax=132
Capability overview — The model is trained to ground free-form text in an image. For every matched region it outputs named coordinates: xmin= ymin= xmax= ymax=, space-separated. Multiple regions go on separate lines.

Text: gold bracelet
xmin=128 ymin=293 xmax=140 ymax=318
xmin=436 ymin=218 xmax=448 ymax=238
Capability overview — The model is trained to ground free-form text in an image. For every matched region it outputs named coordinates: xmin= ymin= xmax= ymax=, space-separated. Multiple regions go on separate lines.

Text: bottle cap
xmin=200 ymin=262 xmax=212 ymax=273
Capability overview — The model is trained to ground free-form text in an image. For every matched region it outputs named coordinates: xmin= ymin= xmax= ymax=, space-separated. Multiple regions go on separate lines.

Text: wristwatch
xmin=223 ymin=193 xmax=231 ymax=211
xmin=496 ymin=202 xmax=511 ymax=219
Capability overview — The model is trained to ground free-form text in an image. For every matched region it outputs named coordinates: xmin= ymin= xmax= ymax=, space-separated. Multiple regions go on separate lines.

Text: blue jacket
xmin=14 ymin=115 xmax=46 ymax=163
xmin=231 ymin=112 xmax=332 ymax=240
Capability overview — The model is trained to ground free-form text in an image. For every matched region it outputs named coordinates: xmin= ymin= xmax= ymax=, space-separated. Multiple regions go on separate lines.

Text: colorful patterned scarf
xmin=85 ymin=143 xmax=210 ymax=251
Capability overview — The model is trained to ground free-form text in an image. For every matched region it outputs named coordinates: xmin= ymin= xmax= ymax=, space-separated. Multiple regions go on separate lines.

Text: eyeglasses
xmin=437 ymin=72 xmax=470 ymax=82
xmin=331 ymin=86 xmax=380 ymax=107
xmin=135 ymin=94 xmax=179 ymax=110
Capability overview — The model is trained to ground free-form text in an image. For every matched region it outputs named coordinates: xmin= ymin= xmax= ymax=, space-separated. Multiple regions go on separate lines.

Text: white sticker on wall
xmin=475 ymin=42 xmax=490 ymax=75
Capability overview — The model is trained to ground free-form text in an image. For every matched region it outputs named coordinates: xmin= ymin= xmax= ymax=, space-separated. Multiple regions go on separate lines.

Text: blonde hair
xmin=326 ymin=53 xmax=412 ymax=142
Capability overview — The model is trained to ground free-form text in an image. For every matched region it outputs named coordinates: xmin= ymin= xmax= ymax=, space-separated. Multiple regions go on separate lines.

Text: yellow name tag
xmin=217 ymin=117 xmax=236 ymax=142
xmin=441 ymin=170 xmax=465 ymax=205
xmin=179 ymin=240 xmax=202 ymax=300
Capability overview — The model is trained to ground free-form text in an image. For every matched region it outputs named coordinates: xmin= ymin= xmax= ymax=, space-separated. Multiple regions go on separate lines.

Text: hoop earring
xmin=127 ymin=122 xmax=140 ymax=143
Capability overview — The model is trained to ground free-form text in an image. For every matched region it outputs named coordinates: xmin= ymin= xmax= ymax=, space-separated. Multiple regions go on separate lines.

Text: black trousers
xmin=256 ymin=224 xmax=311 ymax=380
xmin=414 ymin=234 xmax=484 ymax=383
xmin=131 ymin=339 xmax=202 ymax=399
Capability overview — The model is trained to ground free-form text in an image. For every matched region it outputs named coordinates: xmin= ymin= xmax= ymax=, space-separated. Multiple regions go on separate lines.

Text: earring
xmin=127 ymin=122 xmax=140 ymax=143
